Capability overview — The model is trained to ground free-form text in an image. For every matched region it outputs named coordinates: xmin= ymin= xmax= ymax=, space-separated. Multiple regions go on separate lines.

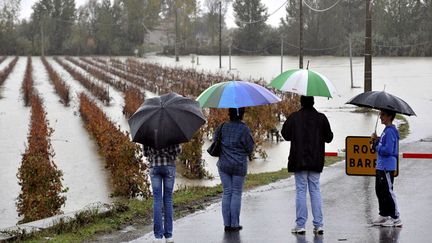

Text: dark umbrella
xmin=346 ymin=91 xmax=416 ymax=116
xmin=346 ymin=90 xmax=415 ymax=132
xmin=128 ymin=92 xmax=206 ymax=149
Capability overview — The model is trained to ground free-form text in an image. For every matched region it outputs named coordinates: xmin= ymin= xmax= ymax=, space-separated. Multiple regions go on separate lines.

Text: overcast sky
xmin=19 ymin=0 xmax=287 ymax=28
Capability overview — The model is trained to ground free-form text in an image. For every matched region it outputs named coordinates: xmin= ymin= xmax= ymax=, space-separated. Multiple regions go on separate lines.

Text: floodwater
xmin=146 ymin=55 xmax=432 ymax=185
xmin=0 ymin=55 xmax=431 ymax=228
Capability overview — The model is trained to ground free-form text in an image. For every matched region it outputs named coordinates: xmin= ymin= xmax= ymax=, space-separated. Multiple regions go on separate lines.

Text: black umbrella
xmin=346 ymin=91 xmax=416 ymax=116
xmin=346 ymin=90 xmax=416 ymax=132
xmin=128 ymin=92 xmax=206 ymax=149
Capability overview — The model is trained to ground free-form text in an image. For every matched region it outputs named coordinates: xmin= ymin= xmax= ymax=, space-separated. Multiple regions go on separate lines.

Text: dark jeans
xmin=375 ymin=170 xmax=400 ymax=219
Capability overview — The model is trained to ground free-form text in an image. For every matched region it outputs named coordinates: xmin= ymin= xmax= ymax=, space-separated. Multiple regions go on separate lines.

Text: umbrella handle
xmin=154 ymin=129 xmax=158 ymax=148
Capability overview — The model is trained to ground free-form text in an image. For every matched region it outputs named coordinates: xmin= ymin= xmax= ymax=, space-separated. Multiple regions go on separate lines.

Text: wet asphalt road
xmin=128 ymin=140 xmax=432 ymax=243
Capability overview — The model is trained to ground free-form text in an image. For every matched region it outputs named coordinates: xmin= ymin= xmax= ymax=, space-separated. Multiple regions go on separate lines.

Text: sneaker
xmin=152 ymin=238 xmax=164 ymax=243
xmin=313 ymin=226 xmax=324 ymax=235
xmin=291 ymin=227 xmax=306 ymax=234
xmin=372 ymin=215 xmax=389 ymax=226
xmin=165 ymin=237 xmax=174 ymax=243
xmin=382 ymin=217 xmax=403 ymax=227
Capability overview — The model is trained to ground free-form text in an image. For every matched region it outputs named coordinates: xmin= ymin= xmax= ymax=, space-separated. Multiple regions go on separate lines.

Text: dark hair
xmin=381 ymin=109 xmax=396 ymax=121
xmin=229 ymin=107 xmax=245 ymax=121
xmin=300 ymin=95 xmax=314 ymax=108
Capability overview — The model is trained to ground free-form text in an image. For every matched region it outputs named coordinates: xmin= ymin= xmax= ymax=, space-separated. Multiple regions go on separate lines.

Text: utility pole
xmin=281 ymin=36 xmax=284 ymax=74
xmin=41 ymin=18 xmax=45 ymax=57
xmin=219 ymin=1 xmax=222 ymax=69
xmin=299 ymin=0 xmax=304 ymax=69
xmin=175 ymin=8 xmax=179 ymax=62
xmin=349 ymin=36 xmax=354 ymax=88
xmin=229 ymin=44 xmax=232 ymax=70
xmin=348 ymin=0 xmax=354 ymax=88
xmin=364 ymin=0 xmax=372 ymax=92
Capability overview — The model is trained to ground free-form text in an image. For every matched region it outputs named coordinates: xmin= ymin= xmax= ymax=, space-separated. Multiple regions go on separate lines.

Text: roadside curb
xmin=0 ymin=203 xmax=111 ymax=241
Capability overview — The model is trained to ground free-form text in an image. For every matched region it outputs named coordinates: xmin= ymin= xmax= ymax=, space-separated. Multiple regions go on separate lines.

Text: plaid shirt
xmin=143 ymin=144 xmax=181 ymax=167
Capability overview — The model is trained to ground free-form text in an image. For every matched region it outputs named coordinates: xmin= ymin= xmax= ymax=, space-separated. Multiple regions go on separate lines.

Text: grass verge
xmin=12 ymin=157 xmax=342 ymax=243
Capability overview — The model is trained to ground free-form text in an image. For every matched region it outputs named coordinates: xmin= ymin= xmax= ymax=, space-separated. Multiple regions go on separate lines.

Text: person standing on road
xmin=371 ymin=109 xmax=402 ymax=227
xmin=144 ymin=144 xmax=181 ymax=243
xmin=214 ymin=107 xmax=254 ymax=232
xmin=281 ymin=96 xmax=333 ymax=235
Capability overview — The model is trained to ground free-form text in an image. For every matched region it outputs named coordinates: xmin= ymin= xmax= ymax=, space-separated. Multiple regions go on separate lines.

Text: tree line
xmin=0 ymin=0 xmax=431 ymax=56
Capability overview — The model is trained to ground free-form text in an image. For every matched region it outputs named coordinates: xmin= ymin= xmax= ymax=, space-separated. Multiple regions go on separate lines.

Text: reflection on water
xmin=293 ymin=234 xmax=324 ymax=243
xmin=379 ymin=227 xmax=401 ymax=243
xmin=222 ymin=231 xmax=242 ymax=243
xmin=362 ymin=177 xmax=374 ymax=223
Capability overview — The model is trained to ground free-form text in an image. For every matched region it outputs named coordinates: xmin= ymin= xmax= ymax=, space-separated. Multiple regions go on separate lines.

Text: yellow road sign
xmin=345 ymin=136 xmax=398 ymax=176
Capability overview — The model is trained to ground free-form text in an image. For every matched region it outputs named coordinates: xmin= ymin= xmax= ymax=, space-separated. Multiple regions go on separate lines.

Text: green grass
xmin=15 ymin=157 xmax=343 ymax=243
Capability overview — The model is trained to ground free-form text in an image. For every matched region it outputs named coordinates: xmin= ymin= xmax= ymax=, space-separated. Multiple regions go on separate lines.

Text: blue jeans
xmin=218 ymin=169 xmax=245 ymax=227
xmin=150 ymin=165 xmax=176 ymax=239
xmin=294 ymin=171 xmax=323 ymax=228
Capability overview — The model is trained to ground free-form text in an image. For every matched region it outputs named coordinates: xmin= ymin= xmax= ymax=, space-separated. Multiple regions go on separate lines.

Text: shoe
xmin=291 ymin=227 xmax=306 ymax=234
xmin=382 ymin=217 xmax=403 ymax=227
xmin=152 ymin=238 xmax=164 ymax=243
xmin=165 ymin=237 xmax=174 ymax=243
xmin=231 ymin=226 xmax=243 ymax=231
xmin=313 ymin=226 xmax=324 ymax=235
xmin=372 ymin=215 xmax=389 ymax=226
xmin=224 ymin=226 xmax=232 ymax=232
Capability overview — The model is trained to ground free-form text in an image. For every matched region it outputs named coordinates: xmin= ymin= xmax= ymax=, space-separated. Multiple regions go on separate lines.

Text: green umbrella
xmin=270 ymin=69 xmax=337 ymax=98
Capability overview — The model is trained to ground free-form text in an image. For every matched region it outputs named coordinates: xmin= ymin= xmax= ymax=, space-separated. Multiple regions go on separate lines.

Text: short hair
xmin=300 ymin=95 xmax=314 ymax=108
xmin=381 ymin=109 xmax=396 ymax=121
xmin=229 ymin=107 xmax=245 ymax=121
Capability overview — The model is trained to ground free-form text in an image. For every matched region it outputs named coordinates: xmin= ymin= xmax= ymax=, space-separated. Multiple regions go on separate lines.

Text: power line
xmin=229 ymin=0 xmax=289 ymax=25
xmin=283 ymin=40 xmax=346 ymax=51
xmin=231 ymin=43 xmax=275 ymax=53
xmin=375 ymin=41 xmax=432 ymax=48
xmin=303 ymin=0 xmax=342 ymax=12
xmin=351 ymin=38 xmax=432 ymax=48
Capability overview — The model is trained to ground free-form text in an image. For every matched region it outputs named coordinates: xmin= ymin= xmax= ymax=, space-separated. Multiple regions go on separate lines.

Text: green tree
xmin=120 ymin=0 xmax=161 ymax=54
xmin=201 ymin=0 xmax=230 ymax=52
xmin=0 ymin=0 xmax=21 ymax=54
xmin=31 ymin=0 xmax=76 ymax=55
xmin=232 ymin=0 xmax=268 ymax=53
xmin=160 ymin=0 xmax=200 ymax=54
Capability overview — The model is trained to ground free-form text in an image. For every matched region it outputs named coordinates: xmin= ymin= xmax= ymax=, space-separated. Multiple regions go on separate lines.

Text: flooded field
xmin=1 ymin=55 xmax=431 ymax=228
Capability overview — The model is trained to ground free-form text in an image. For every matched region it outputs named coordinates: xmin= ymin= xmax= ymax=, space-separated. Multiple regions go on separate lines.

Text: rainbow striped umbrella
xmin=270 ymin=69 xmax=337 ymax=98
xmin=197 ymin=81 xmax=281 ymax=108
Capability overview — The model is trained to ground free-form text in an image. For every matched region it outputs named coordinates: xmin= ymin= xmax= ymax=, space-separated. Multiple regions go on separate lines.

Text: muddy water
xmin=1 ymin=56 xmax=431 ymax=228
xmin=0 ymin=57 xmax=30 ymax=228
xmin=32 ymin=57 xmax=113 ymax=212
xmin=62 ymin=57 xmax=130 ymax=133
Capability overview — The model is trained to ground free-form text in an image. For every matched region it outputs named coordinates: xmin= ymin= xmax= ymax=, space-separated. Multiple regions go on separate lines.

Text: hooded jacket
xmin=281 ymin=107 xmax=333 ymax=172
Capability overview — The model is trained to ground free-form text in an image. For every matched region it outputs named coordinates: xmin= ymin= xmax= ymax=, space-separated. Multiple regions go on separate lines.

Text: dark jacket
xmin=281 ymin=107 xmax=333 ymax=173
xmin=215 ymin=121 xmax=254 ymax=176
